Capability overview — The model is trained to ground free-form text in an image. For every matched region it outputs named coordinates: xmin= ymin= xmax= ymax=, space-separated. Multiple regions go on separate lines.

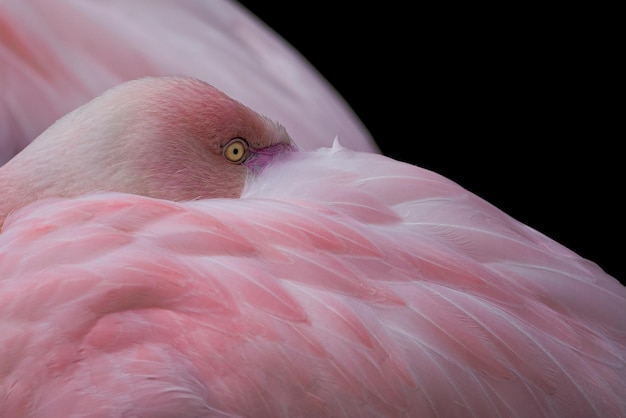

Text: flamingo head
xmin=0 ymin=76 xmax=296 ymax=225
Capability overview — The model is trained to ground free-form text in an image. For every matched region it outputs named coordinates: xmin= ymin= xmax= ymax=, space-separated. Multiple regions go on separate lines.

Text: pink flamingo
xmin=0 ymin=0 xmax=377 ymax=165
xmin=0 ymin=1 xmax=625 ymax=417
xmin=1 ymin=75 xmax=625 ymax=417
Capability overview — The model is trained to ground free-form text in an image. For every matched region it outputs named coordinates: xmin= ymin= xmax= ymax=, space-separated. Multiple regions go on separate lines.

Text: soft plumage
xmin=0 ymin=10 xmax=624 ymax=412
xmin=0 ymin=0 xmax=376 ymax=165
xmin=1 ymin=134 xmax=625 ymax=416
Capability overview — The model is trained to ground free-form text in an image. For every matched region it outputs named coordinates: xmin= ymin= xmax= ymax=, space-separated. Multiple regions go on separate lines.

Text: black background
xmin=237 ymin=3 xmax=622 ymax=284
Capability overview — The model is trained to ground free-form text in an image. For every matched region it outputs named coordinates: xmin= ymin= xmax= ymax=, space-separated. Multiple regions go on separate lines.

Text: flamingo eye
xmin=223 ymin=138 xmax=249 ymax=164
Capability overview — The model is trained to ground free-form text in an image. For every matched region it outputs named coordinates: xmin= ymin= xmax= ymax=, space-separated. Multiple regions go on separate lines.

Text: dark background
xmin=237 ymin=3 xmax=622 ymax=284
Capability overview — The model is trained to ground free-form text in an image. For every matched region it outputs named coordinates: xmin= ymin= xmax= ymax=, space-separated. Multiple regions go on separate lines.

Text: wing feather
xmin=1 ymin=146 xmax=625 ymax=417
xmin=0 ymin=0 xmax=376 ymax=165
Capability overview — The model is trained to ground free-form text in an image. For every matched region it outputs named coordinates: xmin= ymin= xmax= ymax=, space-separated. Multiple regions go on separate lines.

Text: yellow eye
xmin=223 ymin=138 xmax=248 ymax=164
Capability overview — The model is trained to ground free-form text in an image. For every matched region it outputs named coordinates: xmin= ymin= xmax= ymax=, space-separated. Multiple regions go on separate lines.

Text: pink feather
xmin=0 ymin=2 xmax=624 ymax=417
xmin=0 ymin=0 xmax=377 ymax=164
xmin=1 ymin=141 xmax=625 ymax=417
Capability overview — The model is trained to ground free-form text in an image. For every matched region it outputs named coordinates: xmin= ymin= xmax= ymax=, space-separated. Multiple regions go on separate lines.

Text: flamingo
xmin=1 ymin=2 xmax=625 ymax=417
xmin=1 ymin=75 xmax=625 ymax=417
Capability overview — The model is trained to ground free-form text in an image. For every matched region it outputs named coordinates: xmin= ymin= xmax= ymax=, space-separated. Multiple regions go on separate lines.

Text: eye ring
xmin=222 ymin=138 xmax=249 ymax=164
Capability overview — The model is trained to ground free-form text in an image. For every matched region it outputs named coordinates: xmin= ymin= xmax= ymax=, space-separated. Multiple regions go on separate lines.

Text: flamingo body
xmin=0 ymin=4 xmax=624 ymax=412
xmin=1 ymin=143 xmax=625 ymax=417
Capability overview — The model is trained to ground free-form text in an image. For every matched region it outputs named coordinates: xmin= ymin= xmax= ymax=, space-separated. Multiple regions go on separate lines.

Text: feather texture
xmin=0 ymin=0 xmax=376 ymax=164
xmin=2 ymin=143 xmax=624 ymax=417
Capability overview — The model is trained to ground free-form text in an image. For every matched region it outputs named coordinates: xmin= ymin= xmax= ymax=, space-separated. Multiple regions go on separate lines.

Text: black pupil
xmin=233 ymin=147 xmax=239 ymax=155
